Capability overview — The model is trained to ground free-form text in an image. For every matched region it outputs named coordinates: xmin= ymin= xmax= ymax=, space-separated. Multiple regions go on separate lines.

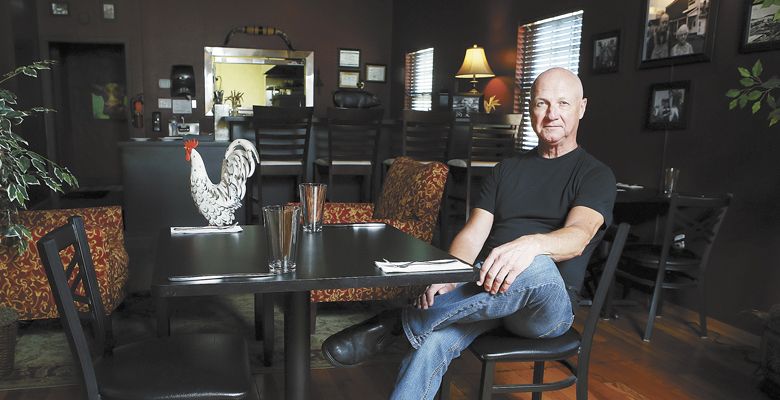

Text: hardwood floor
xmin=0 ymin=302 xmax=769 ymax=400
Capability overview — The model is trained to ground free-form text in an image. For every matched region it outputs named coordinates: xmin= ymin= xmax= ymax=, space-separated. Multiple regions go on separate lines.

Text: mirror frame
xmin=204 ymin=46 xmax=314 ymax=116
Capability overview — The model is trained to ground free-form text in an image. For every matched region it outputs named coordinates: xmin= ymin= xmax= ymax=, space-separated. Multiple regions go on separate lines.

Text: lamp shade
xmin=455 ymin=45 xmax=495 ymax=79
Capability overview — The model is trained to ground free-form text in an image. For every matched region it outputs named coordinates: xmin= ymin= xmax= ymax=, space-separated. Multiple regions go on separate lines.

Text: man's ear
xmin=579 ymin=98 xmax=588 ymax=119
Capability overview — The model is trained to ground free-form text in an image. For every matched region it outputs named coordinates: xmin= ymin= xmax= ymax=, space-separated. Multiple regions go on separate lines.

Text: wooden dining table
xmin=151 ymin=223 xmax=477 ymax=400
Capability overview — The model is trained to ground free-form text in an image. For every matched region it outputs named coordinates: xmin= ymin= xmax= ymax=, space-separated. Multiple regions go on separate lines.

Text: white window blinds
xmin=405 ymin=48 xmax=434 ymax=111
xmin=514 ymin=11 xmax=583 ymax=151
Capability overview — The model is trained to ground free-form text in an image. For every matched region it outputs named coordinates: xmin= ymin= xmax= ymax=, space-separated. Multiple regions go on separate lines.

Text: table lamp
xmin=455 ymin=45 xmax=495 ymax=94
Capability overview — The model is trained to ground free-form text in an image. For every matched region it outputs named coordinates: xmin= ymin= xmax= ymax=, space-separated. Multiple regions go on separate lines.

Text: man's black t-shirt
xmin=473 ymin=147 xmax=616 ymax=291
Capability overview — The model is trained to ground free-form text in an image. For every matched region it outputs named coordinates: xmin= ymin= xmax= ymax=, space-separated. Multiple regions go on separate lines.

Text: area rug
xmin=0 ymin=293 xmax=399 ymax=390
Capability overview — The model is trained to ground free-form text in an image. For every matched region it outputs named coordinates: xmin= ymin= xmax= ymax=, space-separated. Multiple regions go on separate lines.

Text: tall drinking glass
xmin=262 ymin=205 xmax=300 ymax=273
xmin=663 ymin=167 xmax=680 ymax=196
xmin=299 ymin=183 xmax=327 ymax=233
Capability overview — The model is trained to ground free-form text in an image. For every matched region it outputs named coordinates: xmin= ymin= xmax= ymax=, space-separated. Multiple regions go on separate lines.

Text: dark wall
xmin=29 ymin=0 xmax=393 ymax=133
xmin=392 ymin=0 xmax=780 ymax=334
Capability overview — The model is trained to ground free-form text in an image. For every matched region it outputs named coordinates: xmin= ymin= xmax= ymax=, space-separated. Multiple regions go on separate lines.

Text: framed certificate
xmin=365 ymin=64 xmax=386 ymax=83
xmin=50 ymin=2 xmax=69 ymax=15
xmin=338 ymin=48 xmax=361 ymax=68
xmin=338 ymin=70 xmax=360 ymax=89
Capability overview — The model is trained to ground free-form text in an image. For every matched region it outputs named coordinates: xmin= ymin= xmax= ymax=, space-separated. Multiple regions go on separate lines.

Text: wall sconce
xmin=455 ymin=44 xmax=495 ymax=94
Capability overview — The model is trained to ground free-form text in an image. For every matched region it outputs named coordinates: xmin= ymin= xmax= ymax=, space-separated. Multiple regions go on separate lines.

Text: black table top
xmin=152 ymin=223 xmax=477 ymax=297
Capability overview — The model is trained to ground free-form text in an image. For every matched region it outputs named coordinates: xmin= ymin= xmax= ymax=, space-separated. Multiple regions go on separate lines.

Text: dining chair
xmin=245 ymin=105 xmax=314 ymax=223
xmin=315 ymin=107 xmax=384 ymax=202
xmin=440 ymin=222 xmax=630 ymax=400
xmin=398 ymin=109 xmax=455 ymax=162
xmin=442 ymin=113 xmax=522 ymax=243
xmin=37 ymin=216 xmax=257 ymax=400
xmin=612 ymin=193 xmax=732 ymax=341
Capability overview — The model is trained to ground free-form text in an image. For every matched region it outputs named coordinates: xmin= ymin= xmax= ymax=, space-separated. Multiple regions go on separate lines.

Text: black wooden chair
xmin=245 ymin=105 xmax=314 ymax=223
xmin=315 ymin=107 xmax=384 ymax=202
xmin=37 ymin=216 xmax=257 ymax=400
xmin=442 ymin=113 xmax=522 ymax=242
xmin=612 ymin=193 xmax=732 ymax=341
xmin=440 ymin=222 xmax=630 ymax=400
xmin=398 ymin=109 xmax=455 ymax=162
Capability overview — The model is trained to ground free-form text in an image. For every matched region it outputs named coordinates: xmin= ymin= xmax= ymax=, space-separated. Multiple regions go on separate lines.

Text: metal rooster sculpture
xmin=184 ymin=139 xmax=259 ymax=226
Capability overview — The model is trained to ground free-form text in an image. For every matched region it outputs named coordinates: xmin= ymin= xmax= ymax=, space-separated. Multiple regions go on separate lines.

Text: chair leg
xmin=576 ymin=355 xmax=590 ymax=400
xmin=643 ymin=278 xmax=666 ymax=342
xmin=532 ymin=361 xmax=544 ymax=400
xmin=310 ymin=302 xmax=317 ymax=334
xmin=256 ymin=293 xmax=275 ymax=366
xmin=698 ymin=283 xmax=708 ymax=338
xmin=478 ymin=360 xmax=496 ymax=400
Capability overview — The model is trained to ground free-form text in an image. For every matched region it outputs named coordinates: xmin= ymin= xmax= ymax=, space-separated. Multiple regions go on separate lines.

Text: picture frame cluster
xmin=337 ymin=48 xmax=386 ymax=88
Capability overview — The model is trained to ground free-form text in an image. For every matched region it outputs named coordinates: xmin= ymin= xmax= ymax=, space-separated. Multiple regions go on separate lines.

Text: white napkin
xmin=616 ymin=182 xmax=644 ymax=190
xmin=170 ymin=225 xmax=243 ymax=235
xmin=375 ymin=259 xmax=473 ymax=273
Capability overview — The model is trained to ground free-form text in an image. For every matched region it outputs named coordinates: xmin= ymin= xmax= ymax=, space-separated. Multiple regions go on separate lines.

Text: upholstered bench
xmin=0 ymin=206 xmax=129 ymax=320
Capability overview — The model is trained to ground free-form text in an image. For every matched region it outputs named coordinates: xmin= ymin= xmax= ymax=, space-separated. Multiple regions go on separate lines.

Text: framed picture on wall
xmin=638 ymin=0 xmax=719 ymax=68
xmin=452 ymin=93 xmax=483 ymax=119
xmin=102 ymin=3 xmax=116 ymax=20
xmin=338 ymin=48 xmax=361 ymax=69
xmin=365 ymin=64 xmax=386 ymax=82
xmin=338 ymin=70 xmax=360 ymax=88
xmin=646 ymin=81 xmax=691 ymax=130
xmin=50 ymin=2 xmax=69 ymax=16
xmin=740 ymin=0 xmax=780 ymax=53
xmin=592 ymin=30 xmax=620 ymax=74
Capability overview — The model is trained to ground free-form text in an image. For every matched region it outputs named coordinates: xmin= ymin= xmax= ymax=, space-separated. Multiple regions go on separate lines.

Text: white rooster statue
xmin=184 ymin=139 xmax=259 ymax=226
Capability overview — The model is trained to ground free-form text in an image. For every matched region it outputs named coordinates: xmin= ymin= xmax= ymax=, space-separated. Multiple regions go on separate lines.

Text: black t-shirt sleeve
xmin=473 ymin=162 xmax=501 ymax=215
xmin=572 ymin=163 xmax=616 ymax=228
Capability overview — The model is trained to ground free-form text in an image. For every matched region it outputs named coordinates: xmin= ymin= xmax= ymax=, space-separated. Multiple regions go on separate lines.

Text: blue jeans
xmin=390 ymin=255 xmax=574 ymax=400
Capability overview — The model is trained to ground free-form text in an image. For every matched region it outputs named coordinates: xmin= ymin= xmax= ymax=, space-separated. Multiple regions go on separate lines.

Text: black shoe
xmin=321 ymin=309 xmax=402 ymax=367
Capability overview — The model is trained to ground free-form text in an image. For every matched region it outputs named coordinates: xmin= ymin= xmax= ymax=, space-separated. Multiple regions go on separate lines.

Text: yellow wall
xmin=215 ymin=63 xmax=274 ymax=109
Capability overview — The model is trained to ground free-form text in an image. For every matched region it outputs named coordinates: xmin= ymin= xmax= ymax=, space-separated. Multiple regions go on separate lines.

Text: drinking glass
xmin=299 ymin=183 xmax=327 ymax=233
xmin=663 ymin=167 xmax=680 ymax=196
xmin=262 ymin=205 xmax=300 ymax=273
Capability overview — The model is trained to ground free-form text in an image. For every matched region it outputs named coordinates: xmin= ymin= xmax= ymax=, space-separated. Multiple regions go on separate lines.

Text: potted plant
xmin=0 ymin=61 xmax=78 ymax=253
xmin=225 ymin=90 xmax=244 ymax=116
xmin=0 ymin=305 xmax=18 ymax=376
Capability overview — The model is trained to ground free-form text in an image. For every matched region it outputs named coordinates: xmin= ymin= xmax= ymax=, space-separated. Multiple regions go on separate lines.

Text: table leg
xmin=155 ymin=296 xmax=170 ymax=337
xmin=285 ymin=291 xmax=310 ymax=400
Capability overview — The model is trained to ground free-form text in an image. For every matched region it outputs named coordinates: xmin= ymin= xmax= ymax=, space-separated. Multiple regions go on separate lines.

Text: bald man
xmin=322 ymin=68 xmax=616 ymax=400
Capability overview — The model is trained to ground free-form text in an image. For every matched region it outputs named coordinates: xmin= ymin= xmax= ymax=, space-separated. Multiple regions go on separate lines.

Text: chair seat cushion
xmin=469 ymin=327 xmax=581 ymax=362
xmin=96 ymin=333 xmax=254 ymax=400
xmin=447 ymin=159 xmax=499 ymax=169
xmin=315 ymin=158 xmax=372 ymax=166
xmin=622 ymin=244 xmax=700 ymax=270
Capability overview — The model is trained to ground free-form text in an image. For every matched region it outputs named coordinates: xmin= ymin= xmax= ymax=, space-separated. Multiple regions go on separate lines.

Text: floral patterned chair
xmin=0 ymin=206 xmax=128 ymax=320
xmin=311 ymin=156 xmax=449 ymax=303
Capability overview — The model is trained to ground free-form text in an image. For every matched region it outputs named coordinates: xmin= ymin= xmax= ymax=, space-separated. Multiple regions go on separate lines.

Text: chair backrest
xmin=578 ymin=223 xmax=630 ymax=375
xmin=373 ymin=157 xmax=449 ymax=242
xmin=252 ymin=106 xmax=314 ymax=163
xmin=467 ymin=113 xmax=522 ymax=163
xmin=401 ymin=110 xmax=455 ymax=162
xmin=36 ymin=216 xmax=105 ymax=399
xmin=326 ymin=107 xmax=384 ymax=164
xmin=658 ymin=193 xmax=732 ymax=274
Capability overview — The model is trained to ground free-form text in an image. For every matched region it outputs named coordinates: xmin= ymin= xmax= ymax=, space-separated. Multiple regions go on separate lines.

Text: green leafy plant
xmin=727 ymin=60 xmax=780 ymax=127
xmin=0 ymin=61 xmax=78 ymax=252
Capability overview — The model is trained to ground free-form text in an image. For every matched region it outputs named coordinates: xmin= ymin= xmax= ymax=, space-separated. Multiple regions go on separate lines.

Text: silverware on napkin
xmin=380 ymin=258 xmax=459 ymax=268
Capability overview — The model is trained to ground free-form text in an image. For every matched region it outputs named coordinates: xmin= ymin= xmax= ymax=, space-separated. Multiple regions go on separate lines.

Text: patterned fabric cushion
xmin=0 ymin=206 xmax=129 ymax=320
xmin=303 ymin=158 xmax=448 ymax=303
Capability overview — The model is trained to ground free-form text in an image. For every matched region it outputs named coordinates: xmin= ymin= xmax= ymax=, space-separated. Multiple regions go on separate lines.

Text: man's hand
xmin=414 ymin=283 xmax=458 ymax=309
xmin=477 ymin=236 xmax=542 ymax=295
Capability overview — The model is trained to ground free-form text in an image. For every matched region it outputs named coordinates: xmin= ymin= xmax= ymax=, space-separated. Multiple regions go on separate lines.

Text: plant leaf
xmin=22 ymin=174 xmax=39 ymax=185
xmin=729 ymin=98 xmax=739 ymax=110
xmin=768 ymin=94 xmax=777 ymax=108
xmin=752 ymin=100 xmax=762 ymax=114
xmin=30 ymin=157 xmax=46 ymax=172
xmin=726 ymin=89 xmax=741 ymax=98
xmin=747 ymin=90 xmax=763 ymax=100
xmin=753 ymin=60 xmax=763 ymax=77
xmin=740 ymin=78 xmax=756 ymax=87
xmin=739 ymin=96 xmax=749 ymax=108
xmin=20 ymin=67 xmax=37 ymax=77
xmin=738 ymin=67 xmax=752 ymax=78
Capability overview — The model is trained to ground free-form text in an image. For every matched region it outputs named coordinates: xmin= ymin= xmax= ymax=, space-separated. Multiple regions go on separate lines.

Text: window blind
xmin=404 ymin=48 xmax=434 ymax=111
xmin=514 ymin=11 xmax=583 ymax=151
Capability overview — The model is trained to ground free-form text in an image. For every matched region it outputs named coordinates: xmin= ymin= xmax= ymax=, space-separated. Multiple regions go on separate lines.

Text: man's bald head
xmin=531 ymin=68 xmax=584 ymax=101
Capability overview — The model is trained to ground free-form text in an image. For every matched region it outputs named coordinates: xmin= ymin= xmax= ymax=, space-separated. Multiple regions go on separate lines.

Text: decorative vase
xmin=0 ymin=306 xmax=18 ymax=376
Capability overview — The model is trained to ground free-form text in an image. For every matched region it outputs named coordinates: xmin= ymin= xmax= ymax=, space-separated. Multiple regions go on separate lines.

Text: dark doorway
xmin=49 ymin=42 xmax=127 ymax=188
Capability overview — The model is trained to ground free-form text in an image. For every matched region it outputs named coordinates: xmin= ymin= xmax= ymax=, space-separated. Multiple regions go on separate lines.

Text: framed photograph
xmin=452 ymin=93 xmax=483 ymax=119
xmin=741 ymin=0 xmax=780 ymax=53
xmin=638 ymin=0 xmax=718 ymax=68
xmin=50 ymin=2 xmax=69 ymax=16
xmin=102 ymin=3 xmax=116 ymax=20
xmin=592 ymin=30 xmax=620 ymax=74
xmin=338 ymin=70 xmax=360 ymax=89
xmin=646 ymin=81 xmax=691 ymax=130
xmin=338 ymin=48 xmax=360 ymax=69
xmin=365 ymin=63 xmax=386 ymax=83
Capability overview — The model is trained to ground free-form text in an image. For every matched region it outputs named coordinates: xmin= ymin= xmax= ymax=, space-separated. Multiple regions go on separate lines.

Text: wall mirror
xmin=204 ymin=46 xmax=314 ymax=116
